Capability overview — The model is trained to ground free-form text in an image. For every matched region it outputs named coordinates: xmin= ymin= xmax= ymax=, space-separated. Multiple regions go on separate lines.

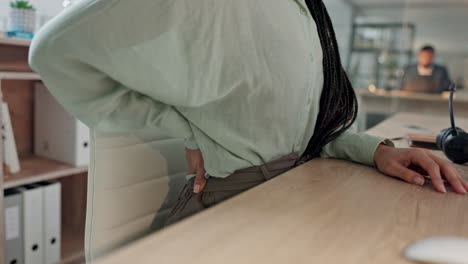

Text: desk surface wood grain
xmin=97 ymin=113 xmax=468 ymax=264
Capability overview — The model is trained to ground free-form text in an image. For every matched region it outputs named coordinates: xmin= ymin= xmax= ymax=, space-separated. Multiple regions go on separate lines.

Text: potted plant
xmin=8 ymin=1 xmax=36 ymax=33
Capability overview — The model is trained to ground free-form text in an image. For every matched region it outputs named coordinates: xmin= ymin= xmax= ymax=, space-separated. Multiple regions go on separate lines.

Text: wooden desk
xmin=357 ymin=88 xmax=468 ymax=117
xmin=97 ymin=113 xmax=468 ymax=264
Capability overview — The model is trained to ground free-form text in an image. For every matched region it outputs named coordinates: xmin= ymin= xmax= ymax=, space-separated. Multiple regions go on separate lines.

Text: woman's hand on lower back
xmin=373 ymin=144 xmax=468 ymax=194
xmin=185 ymin=147 xmax=207 ymax=193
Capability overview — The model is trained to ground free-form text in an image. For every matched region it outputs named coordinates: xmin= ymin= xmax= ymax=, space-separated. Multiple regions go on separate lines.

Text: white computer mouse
xmin=404 ymin=236 xmax=468 ymax=264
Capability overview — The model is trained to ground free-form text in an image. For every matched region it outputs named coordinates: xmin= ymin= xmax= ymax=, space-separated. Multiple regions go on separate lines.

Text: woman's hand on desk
xmin=374 ymin=145 xmax=468 ymax=194
xmin=185 ymin=147 xmax=207 ymax=193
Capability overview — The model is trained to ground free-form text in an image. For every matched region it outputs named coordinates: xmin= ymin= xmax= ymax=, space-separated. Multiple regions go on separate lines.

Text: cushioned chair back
xmin=85 ymin=130 xmax=187 ymax=262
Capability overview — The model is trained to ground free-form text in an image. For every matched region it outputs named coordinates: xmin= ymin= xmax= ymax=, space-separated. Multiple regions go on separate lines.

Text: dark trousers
xmin=165 ymin=152 xmax=299 ymax=226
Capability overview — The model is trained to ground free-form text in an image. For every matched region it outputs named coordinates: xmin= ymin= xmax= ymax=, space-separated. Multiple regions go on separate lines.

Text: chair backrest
xmin=85 ymin=129 xmax=187 ymax=262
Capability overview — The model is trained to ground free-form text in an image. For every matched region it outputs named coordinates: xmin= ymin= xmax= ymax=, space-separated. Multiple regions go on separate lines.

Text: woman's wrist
xmin=373 ymin=142 xmax=392 ymax=166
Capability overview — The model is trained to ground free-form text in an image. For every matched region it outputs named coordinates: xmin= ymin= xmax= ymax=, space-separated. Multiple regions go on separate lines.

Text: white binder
xmin=18 ymin=185 xmax=44 ymax=264
xmin=4 ymin=188 xmax=24 ymax=264
xmin=37 ymin=182 xmax=61 ymax=264
xmin=2 ymin=102 xmax=21 ymax=173
xmin=34 ymin=82 xmax=90 ymax=166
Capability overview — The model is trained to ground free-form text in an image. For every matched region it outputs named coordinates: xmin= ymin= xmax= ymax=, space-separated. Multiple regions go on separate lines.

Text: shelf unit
xmin=0 ymin=35 xmax=31 ymax=47
xmin=0 ymin=37 xmax=88 ymax=264
xmin=347 ymin=23 xmax=416 ymax=90
xmin=3 ymin=155 xmax=87 ymax=189
xmin=0 ymin=71 xmax=41 ymax=81
xmin=60 ymin=228 xmax=85 ymax=264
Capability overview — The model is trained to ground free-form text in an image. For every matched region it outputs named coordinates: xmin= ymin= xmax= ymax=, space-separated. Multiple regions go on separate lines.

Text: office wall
xmin=437 ymin=52 xmax=467 ymax=88
xmin=355 ymin=7 xmax=468 ymax=54
xmin=34 ymin=0 xmax=64 ymax=19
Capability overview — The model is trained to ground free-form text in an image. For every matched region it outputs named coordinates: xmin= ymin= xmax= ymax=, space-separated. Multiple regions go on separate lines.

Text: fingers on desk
xmin=411 ymin=151 xmax=447 ymax=193
xmin=428 ymin=153 xmax=468 ymax=195
xmin=392 ymin=164 xmax=426 ymax=186
xmin=461 ymin=177 xmax=468 ymax=191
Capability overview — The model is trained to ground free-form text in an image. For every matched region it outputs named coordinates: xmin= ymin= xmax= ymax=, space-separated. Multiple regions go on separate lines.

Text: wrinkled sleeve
xmin=320 ymin=130 xmax=394 ymax=167
xmin=29 ymin=0 xmax=194 ymax=139
xmin=184 ymin=134 xmax=200 ymax=150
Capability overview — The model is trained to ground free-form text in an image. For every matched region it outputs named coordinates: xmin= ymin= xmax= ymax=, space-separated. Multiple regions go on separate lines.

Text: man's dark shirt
xmin=401 ymin=64 xmax=452 ymax=93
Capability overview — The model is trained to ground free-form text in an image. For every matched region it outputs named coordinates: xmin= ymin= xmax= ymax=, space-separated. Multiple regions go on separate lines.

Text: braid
xmin=301 ymin=0 xmax=358 ymax=160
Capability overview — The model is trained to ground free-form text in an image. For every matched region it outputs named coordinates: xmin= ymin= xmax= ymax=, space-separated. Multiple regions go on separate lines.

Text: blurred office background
xmin=346 ymin=0 xmax=468 ymax=91
xmin=339 ymin=0 xmax=468 ymax=129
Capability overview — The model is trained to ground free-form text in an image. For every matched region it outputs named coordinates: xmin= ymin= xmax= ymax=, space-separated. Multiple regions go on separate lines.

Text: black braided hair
xmin=301 ymin=0 xmax=358 ymax=161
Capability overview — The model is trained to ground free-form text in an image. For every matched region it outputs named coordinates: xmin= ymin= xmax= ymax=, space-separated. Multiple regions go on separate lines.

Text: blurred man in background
xmin=401 ymin=45 xmax=452 ymax=93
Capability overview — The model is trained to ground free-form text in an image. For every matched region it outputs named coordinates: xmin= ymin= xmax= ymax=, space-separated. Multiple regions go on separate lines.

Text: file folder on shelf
xmin=2 ymin=101 xmax=21 ymax=174
xmin=4 ymin=188 xmax=24 ymax=264
xmin=18 ymin=185 xmax=44 ymax=264
xmin=37 ymin=182 xmax=61 ymax=264
xmin=34 ymin=83 xmax=90 ymax=166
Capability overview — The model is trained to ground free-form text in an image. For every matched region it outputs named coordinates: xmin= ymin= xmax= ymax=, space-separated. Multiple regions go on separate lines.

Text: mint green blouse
xmin=29 ymin=0 xmax=386 ymax=177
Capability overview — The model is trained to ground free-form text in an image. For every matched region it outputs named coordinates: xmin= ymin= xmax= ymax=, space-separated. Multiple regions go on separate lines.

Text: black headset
xmin=436 ymin=84 xmax=468 ymax=164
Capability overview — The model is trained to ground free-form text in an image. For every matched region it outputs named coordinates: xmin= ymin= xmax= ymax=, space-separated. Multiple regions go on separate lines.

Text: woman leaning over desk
xmin=29 ymin=0 xmax=468 ymax=225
